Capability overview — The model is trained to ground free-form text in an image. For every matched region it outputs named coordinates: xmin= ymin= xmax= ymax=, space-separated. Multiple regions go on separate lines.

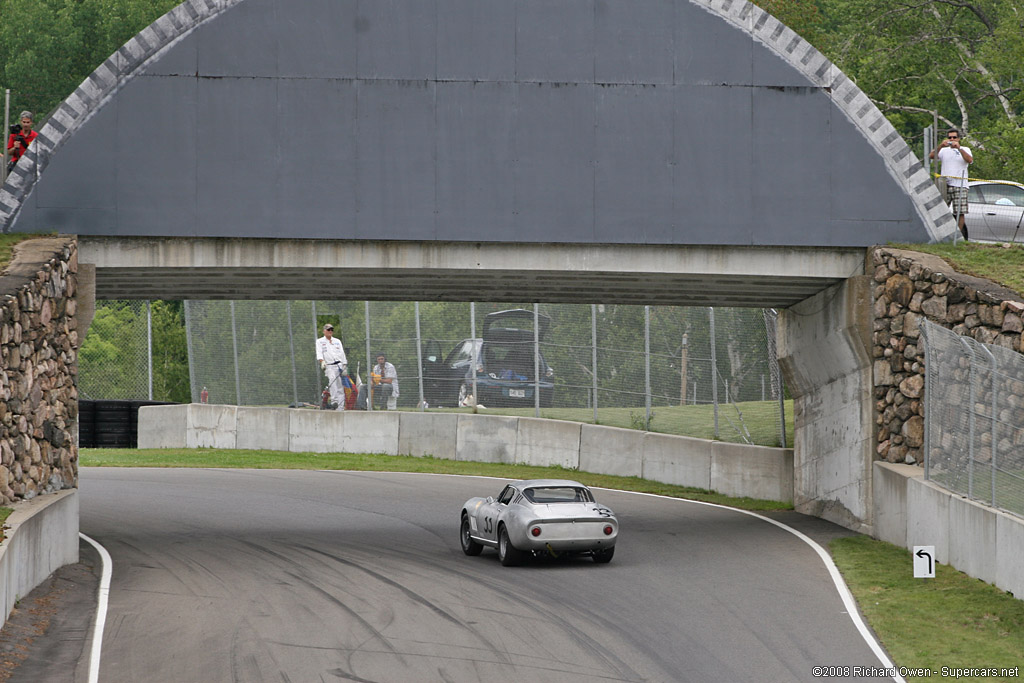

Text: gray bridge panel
xmin=830 ymin=107 xmax=913 ymax=224
xmin=280 ymin=80 xmax=358 ymax=235
xmin=751 ymin=87 xmax=831 ymax=239
xmin=118 ymin=77 xmax=199 ymax=235
xmin=437 ymin=0 xmax=516 ymax=82
xmin=200 ymin=0 xmax=280 ymax=78
xmin=673 ymin=84 xmax=755 ymax=243
xmin=597 ymin=0 xmax=674 ymax=85
xmin=515 ymin=83 xmax=596 ymax=242
xmin=517 ymin=0 xmax=594 ymax=83
xmin=676 ymin=3 xmax=753 ymax=86
xmin=198 ymin=78 xmax=277 ymax=237
xmin=436 ymin=83 xmax=517 ymax=236
xmin=595 ymin=86 xmax=674 ymax=242
xmin=357 ymin=81 xmax=437 ymax=240
xmin=359 ymin=0 xmax=437 ymax=81
xmin=0 ymin=0 xmax=954 ymax=246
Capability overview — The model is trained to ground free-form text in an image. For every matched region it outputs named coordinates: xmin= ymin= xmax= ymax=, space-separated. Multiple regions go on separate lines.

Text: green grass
xmin=80 ymin=447 xmax=791 ymax=511
xmin=0 ymin=507 xmax=12 ymax=543
xmin=831 ymin=536 xmax=1024 ymax=681
xmin=419 ymin=399 xmax=795 ymax=447
xmin=893 ymin=241 xmax=1024 ymax=297
xmin=0 ymin=234 xmax=31 ymax=271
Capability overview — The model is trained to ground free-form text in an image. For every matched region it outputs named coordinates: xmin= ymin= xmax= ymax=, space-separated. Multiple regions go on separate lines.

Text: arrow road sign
xmin=913 ymin=546 xmax=936 ymax=578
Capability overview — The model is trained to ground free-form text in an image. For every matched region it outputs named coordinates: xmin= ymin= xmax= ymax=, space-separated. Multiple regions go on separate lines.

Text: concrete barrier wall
xmin=873 ymin=462 xmax=1024 ymax=600
xmin=138 ymin=405 xmax=794 ymax=502
xmin=0 ymin=490 xmax=79 ymax=625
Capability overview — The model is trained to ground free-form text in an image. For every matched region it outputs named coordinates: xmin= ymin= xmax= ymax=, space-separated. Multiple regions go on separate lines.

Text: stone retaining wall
xmin=0 ymin=237 xmax=79 ymax=502
xmin=870 ymin=246 xmax=1024 ymax=467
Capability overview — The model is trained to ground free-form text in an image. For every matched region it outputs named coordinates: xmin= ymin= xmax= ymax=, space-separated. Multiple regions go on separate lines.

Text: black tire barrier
xmin=79 ymin=399 xmax=178 ymax=448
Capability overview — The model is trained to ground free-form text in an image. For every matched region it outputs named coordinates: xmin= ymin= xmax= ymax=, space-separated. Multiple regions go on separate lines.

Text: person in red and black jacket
xmin=6 ymin=111 xmax=38 ymax=172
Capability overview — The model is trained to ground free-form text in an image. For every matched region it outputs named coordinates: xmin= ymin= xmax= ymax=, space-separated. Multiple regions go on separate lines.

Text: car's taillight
xmin=531 ymin=526 xmax=542 ymax=537
xmin=603 ymin=525 xmax=614 ymax=535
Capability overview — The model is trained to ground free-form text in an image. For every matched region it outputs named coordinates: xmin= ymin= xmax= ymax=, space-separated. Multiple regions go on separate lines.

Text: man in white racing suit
xmin=315 ymin=323 xmax=348 ymax=410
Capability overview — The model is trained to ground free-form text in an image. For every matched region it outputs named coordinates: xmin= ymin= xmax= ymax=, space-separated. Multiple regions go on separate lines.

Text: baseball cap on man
xmin=324 ymin=324 xmax=334 ymax=331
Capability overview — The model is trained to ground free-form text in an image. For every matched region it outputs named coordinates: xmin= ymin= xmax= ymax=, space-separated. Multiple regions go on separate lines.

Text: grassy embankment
xmin=0 ymin=234 xmax=29 ymax=271
xmin=892 ymin=241 xmax=1024 ymax=296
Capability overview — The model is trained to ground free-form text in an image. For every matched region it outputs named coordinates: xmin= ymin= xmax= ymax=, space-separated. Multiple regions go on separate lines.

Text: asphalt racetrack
xmin=77 ymin=468 xmax=895 ymax=682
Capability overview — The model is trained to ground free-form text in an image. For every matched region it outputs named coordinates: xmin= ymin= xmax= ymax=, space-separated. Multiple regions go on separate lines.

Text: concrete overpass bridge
xmin=0 ymin=0 xmax=956 ymax=531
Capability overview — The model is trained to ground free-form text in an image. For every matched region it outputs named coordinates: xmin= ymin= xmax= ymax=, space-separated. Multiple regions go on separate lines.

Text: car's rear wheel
xmin=592 ymin=547 xmax=615 ymax=564
xmin=460 ymin=514 xmax=483 ymax=556
xmin=497 ymin=526 xmax=524 ymax=566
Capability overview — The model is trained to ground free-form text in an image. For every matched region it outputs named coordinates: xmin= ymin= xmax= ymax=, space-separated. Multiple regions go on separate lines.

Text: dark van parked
xmin=422 ymin=309 xmax=554 ymax=408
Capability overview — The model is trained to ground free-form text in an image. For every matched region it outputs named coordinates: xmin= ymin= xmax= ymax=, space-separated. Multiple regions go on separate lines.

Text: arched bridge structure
xmin=0 ymin=0 xmax=957 ymax=531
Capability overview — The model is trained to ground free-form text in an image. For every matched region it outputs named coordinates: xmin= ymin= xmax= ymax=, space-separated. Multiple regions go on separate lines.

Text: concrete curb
xmin=0 ymin=490 xmax=80 ymax=626
xmin=139 ymin=404 xmax=794 ymax=503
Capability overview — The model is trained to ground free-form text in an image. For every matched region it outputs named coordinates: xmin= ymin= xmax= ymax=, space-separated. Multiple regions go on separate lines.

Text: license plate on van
xmin=509 ymin=389 xmax=526 ymax=398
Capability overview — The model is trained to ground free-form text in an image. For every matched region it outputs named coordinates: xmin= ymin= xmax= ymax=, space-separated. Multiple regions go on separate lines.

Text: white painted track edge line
xmin=104 ymin=469 xmax=903 ymax=680
xmin=79 ymin=532 xmax=112 ymax=683
xmin=325 ymin=470 xmax=904 ymax=680
xmin=603 ymin=489 xmax=907 ymax=683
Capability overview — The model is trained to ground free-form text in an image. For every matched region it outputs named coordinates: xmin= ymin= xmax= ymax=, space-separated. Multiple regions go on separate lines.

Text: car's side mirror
xmin=485 ymin=496 xmax=494 ymax=504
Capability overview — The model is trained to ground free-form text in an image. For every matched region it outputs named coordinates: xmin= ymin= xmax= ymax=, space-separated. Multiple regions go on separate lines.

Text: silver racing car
xmin=459 ymin=479 xmax=618 ymax=565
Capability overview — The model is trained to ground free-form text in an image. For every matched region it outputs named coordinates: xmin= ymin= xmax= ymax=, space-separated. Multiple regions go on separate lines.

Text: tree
xmin=0 ymin=0 xmax=178 ymax=121
xmin=78 ymin=300 xmax=190 ymax=402
xmin=820 ymin=0 xmax=1023 ymax=179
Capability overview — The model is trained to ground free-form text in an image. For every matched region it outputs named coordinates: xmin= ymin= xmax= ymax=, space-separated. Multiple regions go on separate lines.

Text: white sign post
xmin=913 ymin=546 xmax=936 ymax=578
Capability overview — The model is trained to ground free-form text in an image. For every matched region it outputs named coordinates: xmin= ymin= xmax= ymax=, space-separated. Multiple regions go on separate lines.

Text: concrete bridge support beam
xmin=778 ymin=275 xmax=875 ymax=533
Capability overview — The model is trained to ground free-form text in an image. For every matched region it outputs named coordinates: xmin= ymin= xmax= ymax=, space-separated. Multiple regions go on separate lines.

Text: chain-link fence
xmin=921 ymin=320 xmax=1024 ymax=518
xmin=77 ymin=300 xmax=153 ymax=400
xmin=181 ymin=301 xmax=788 ymax=446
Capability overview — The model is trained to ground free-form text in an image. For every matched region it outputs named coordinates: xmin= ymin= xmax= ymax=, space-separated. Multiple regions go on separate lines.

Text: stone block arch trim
xmin=0 ymin=0 xmax=244 ymax=230
xmin=1 ymin=0 xmax=953 ymax=241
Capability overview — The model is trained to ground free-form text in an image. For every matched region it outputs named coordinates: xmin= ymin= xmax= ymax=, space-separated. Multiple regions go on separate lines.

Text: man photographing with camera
xmin=930 ymin=127 xmax=973 ymax=241
xmin=5 ymin=111 xmax=37 ymax=174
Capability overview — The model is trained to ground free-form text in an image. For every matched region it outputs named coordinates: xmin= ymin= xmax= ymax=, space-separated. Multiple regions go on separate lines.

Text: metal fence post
xmin=680 ymin=332 xmax=688 ymax=406
xmin=146 ymin=301 xmax=153 ymax=400
xmin=644 ymin=306 xmax=651 ymax=429
xmin=958 ymin=337 xmax=976 ymax=499
xmin=365 ymin=301 xmax=372 ymax=412
xmin=592 ymin=304 xmax=598 ymax=423
xmin=978 ymin=344 xmax=998 ymax=507
xmin=534 ymin=303 xmax=541 ymax=418
xmin=415 ymin=301 xmax=425 ymax=410
xmin=471 ymin=302 xmax=477 ymax=412
xmin=230 ymin=301 xmax=241 ymax=405
xmin=710 ymin=307 xmax=718 ymax=438
xmin=184 ymin=300 xmax=197 ymax=403
xmin=286 ymin=301 xmax=298 ymax=407
xmin=312 ymin=301 xmax=321 ymax=396
xmin=921 ymin=323 xmax=931 ymax=479
xmin=2 ymin=89 xmax=8 ymax=184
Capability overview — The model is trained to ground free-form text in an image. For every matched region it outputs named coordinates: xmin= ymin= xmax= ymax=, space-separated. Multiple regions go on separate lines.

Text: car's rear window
xmin=524 ymin=487 xmax=593 ymax=503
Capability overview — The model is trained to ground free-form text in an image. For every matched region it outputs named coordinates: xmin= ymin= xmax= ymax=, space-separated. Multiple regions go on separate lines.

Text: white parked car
xmin=966 ymin=180 xmax=1024 ymax=242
